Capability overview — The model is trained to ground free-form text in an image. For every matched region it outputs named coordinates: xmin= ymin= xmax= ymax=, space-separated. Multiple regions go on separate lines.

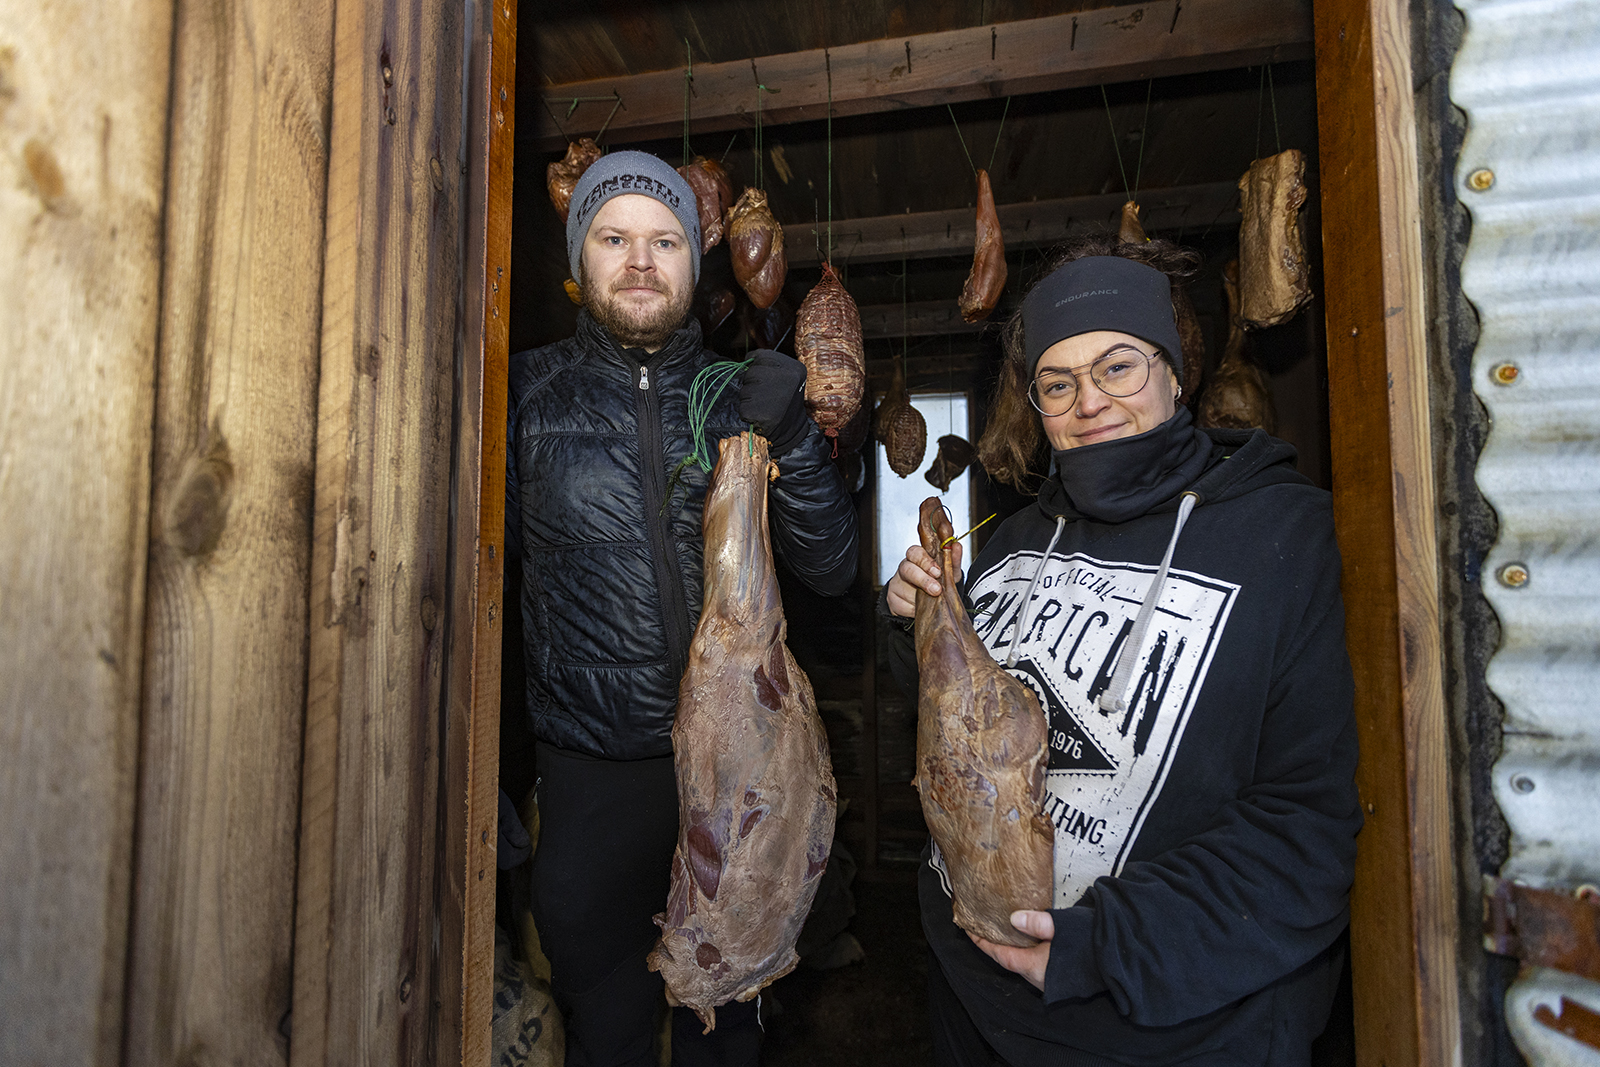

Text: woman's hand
xmin=885 ymin=541 xmax=962 ymax=617
xmin=969 ymin=910 xmax=1054 ymax=992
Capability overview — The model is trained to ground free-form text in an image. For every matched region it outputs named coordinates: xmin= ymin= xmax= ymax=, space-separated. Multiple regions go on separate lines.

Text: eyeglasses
xmin=1027 ymin=348 xmax=1160 ymax=417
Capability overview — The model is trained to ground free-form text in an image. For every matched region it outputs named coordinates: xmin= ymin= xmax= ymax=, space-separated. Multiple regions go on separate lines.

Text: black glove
xmin=738 ymin=349 xmax=811 ymax=456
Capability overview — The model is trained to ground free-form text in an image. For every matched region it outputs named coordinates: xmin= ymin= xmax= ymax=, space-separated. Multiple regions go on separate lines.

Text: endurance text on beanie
xmin=1021 ymin=257 xmax=1184 ymax=382
xmin=566 ymin=151 xmax=702 ymax=283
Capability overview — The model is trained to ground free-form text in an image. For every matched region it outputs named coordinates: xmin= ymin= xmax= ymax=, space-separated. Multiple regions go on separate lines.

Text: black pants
xmin=528 ymin=743 xmax=761 ymax=1067
xmin=928 ymin=956 xmax=1009 ymax=1067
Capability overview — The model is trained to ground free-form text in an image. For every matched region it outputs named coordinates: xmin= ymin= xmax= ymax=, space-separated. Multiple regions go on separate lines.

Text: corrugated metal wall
xmin=1452 ymin=0 xmax=1600 ymax=1061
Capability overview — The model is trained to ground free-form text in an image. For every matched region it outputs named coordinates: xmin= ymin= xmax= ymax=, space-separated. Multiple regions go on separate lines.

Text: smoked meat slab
xmin=958 ymin=169 xmax=1007 ymax=323
xmin=649 ymin=433 xmax=837 ymax=1030
xmin=913 ymin=498 xmax=1052 ymax=947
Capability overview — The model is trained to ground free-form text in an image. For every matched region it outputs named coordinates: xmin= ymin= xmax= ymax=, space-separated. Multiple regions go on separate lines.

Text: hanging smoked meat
xmin=678 ymin=156 xmax=735 ymax=253
xmin=547 ymin=137 xmax=602 ymax=224
xmin=649 ymin=432 xmax=837 ymax=1030
xmin=874 ymin=361 xmax=926 ymax=477
xmin=794 ymin=261 xmax=865 ymax=437
xmin=1197 ymin=259 xmax=1275 ymax=432
xmin=1118 ymin=200 xmax=1146 ymax=244
xmin=563 ymin=278 xmax=584 ymax=306
xmin=693 ymin=287 xmax=737 ymax=337
xmin=1237 ymin=148 xmax=1312 ymax=328
xmin=958 ymin=169 xmax=1007 ymax=323
xmin=913 ymin=497 xmax=1053 ymax=946
xmin=924 ymin=435 xmax=976 ymax=493
xmin=727 ymin=188 xmax=788 ymax=309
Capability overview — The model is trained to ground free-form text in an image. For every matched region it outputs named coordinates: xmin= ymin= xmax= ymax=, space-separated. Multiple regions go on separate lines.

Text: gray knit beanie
xmin=566 ymin=150 xmax=702 ymax=284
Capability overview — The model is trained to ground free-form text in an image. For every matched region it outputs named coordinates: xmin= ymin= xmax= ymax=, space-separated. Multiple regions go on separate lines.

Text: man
xmin=506 ymin=150 xmax=858 ymax=1067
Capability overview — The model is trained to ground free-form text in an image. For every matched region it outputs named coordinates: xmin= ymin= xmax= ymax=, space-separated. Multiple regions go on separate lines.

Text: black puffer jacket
xmin=507 ymin=312 xmax=858 ymax=760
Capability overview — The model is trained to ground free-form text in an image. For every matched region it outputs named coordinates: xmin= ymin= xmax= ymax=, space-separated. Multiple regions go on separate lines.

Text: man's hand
xmin=969 ymin=910 xmax=1054 ymax=992
xmin=885 ymin=541 xmax=962 ymax=617
xmin=738 ymin=349 xmax=810 ymax=456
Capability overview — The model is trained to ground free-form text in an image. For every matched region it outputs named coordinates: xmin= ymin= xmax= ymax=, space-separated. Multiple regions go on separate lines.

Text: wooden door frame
xmin=1313 ymin=0 xmax=1461 ymax=1064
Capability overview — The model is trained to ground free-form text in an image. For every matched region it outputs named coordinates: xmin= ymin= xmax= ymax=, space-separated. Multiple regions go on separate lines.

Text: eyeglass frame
xmin=1026 ymin=345 xmax=1165 ymax=417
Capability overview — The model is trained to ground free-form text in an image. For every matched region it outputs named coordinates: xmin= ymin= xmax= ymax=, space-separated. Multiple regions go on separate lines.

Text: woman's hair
xmin=976 ymin=233 xmax=1202 ymax=491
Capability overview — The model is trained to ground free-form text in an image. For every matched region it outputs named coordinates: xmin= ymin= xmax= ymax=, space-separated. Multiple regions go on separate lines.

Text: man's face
xmin=580 ymin=194 xmax=695 ymax=352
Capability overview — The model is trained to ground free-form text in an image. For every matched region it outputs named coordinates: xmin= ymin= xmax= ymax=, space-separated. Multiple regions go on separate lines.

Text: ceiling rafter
xmin=788 ymin=181 xmax=1240 ymax=267
xmin=528 ymin=0 xmax=1312 ymax=152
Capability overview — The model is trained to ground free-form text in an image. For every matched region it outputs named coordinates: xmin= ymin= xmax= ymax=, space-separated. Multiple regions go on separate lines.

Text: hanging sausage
xmin=794 ymin=261 xmax=865 ymax=436
xmin=648 ymin=432 xmax=836 ymax=1031
xmin=1237 ymin=148 xmax=1312 ymax=329
xmin=875 ymin=360 xmax=926 ymax=477
xmin=547 ymin=137 xmax=602 ymax=224
xmin=678 ymin=156 xmax=735 ymax=253
xmin=958 ymin=169 xmax=1008 ymax=323
xmin=727 ymin=188 xmax=788 ymax=309
xmin=912 ymin=496 xmax=1053 ymax=946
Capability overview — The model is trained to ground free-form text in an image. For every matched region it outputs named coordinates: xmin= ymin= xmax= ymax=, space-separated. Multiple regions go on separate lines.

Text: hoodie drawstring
xmin=1005 ymin=516 xmax=1067 ymax=668
xmin=1097 ymin=491 xmax=1200 ymax=714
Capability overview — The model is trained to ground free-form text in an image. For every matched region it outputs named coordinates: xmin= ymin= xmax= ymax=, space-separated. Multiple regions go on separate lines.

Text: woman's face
xmin=1033 ymin=330 xmax=1179 ymax=451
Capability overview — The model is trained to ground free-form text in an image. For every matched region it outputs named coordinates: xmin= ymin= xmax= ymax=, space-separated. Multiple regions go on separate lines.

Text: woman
xmin=883 ymin=235 xmax=1361 ymax=1066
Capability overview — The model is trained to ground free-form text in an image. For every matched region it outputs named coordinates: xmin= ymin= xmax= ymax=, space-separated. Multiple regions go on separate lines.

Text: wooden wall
xmin=0 ymin=0 xmax=506 ymax=1063
xmin=124 ymin=1 xmax=335 ymax=1063
xmin=0 ymin=3 xmax=174 ymax=1064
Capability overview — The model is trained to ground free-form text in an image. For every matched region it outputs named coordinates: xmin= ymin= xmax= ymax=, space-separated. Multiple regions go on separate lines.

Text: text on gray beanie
xmin=566 ymin=150 xmax=702 ymax=284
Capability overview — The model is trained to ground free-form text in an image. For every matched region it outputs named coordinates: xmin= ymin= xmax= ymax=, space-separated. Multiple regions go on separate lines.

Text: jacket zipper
xmin=636 ymin=359 xmax=692 ymax=685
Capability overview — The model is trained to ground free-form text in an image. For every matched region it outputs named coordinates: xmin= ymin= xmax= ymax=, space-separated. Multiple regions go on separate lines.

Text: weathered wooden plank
xmin=291 ymin=0 xmax=466 ymax=1061
xmin=436 ymin=0 xmax=516 ymax=1062
xmin=527 ymin=0 xmax=1312 ymax=151
xmin=787 ymin=182 xmax=1239 ymax=266
xmin=1314 ymin=0 xmax=1460 ymax=1064
xmin=120 ymin=1 xmax=335 ymax=1064
xmin=0 ymin=5 xmax=173 ymax=1065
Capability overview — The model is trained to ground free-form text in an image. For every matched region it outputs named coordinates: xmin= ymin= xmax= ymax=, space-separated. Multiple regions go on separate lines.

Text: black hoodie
xmin=885 ymin=426 xmax=1361 ymax=1066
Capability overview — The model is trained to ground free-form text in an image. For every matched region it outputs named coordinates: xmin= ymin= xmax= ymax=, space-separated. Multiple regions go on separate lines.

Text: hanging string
xmin=826 ymin=50 xmax=834 ymax=258
xmin=1267 ymin=63 xmax=1282 ymax=154
xmin=1132 ymin=80 xmax=1152 ymax=202
xmin=1255 ymin=65 xmax=1266 ymax=160
xmin=719 ymin=132 xmax=739 ymax=164
xmin=683 ymin=40 xmax=694 ymax=165
xmin=594 ymin=91 xmax=623 ymax=143
xmin=1100 ymin=85 xmax=1132 ymax=202
xmin=942 ymin=512 xmax=997 ymax=547
xmin=661 ymin=358 xmax=755 ymax=512
xmin=751 ymin=63 xmax=779 ymax=191
xmin=541 ymin=95 xmax=571 ymax=141
xmin=986 ymin=96 xmax=1012 ymax=173
xmin=947 ymin=105 xmax=977 ymax=177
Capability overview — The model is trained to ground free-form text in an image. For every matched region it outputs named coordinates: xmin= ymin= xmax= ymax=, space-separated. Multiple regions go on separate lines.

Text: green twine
xmin=660 ymin=358 xmax=754 ymax=514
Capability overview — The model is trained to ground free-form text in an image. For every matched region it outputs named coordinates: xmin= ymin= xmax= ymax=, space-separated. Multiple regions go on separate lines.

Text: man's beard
xmin=582 ymin=268 xmax=693 ymax=351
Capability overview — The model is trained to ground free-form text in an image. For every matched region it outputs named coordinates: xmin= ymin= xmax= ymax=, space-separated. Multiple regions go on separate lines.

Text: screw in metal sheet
xmin=1511 ymin=774 xmax=1536 ymax=795
xmin=1467 ymin=168 xmax=1495 ymax=192
xmin=1491 ymin=362 xmax=1520 ymax=386
xmin=1498 ymin=563 xmax=1530 ymax=588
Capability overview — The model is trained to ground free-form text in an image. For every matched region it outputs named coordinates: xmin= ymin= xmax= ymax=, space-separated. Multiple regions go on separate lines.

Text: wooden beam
xmin=0 ymin=3 xmax=171 ymax=1065
xmin=527 ymin=0 xmax=1312 ymax=151
xmin=291 ymin=0 xmax=465 ymax=1061
xmin=787 ymin=183 xmax=1240 ymax=267
xmin=122 ymin=1 xmax=333 ymax=1064
xmin=1314 ymin=0 xmax=1460 ymax=1063
xmin=436 ymin=0 xmax=516 ymax=1063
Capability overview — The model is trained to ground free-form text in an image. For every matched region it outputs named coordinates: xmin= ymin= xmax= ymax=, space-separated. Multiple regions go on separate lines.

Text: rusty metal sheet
xmin=1453 ymin=0 xmax=1600 ymax=1061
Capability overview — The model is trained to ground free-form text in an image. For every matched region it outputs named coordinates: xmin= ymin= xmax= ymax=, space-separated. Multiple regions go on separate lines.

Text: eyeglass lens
xmin=1029 ymin=350 xmax=1153 ymax=414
